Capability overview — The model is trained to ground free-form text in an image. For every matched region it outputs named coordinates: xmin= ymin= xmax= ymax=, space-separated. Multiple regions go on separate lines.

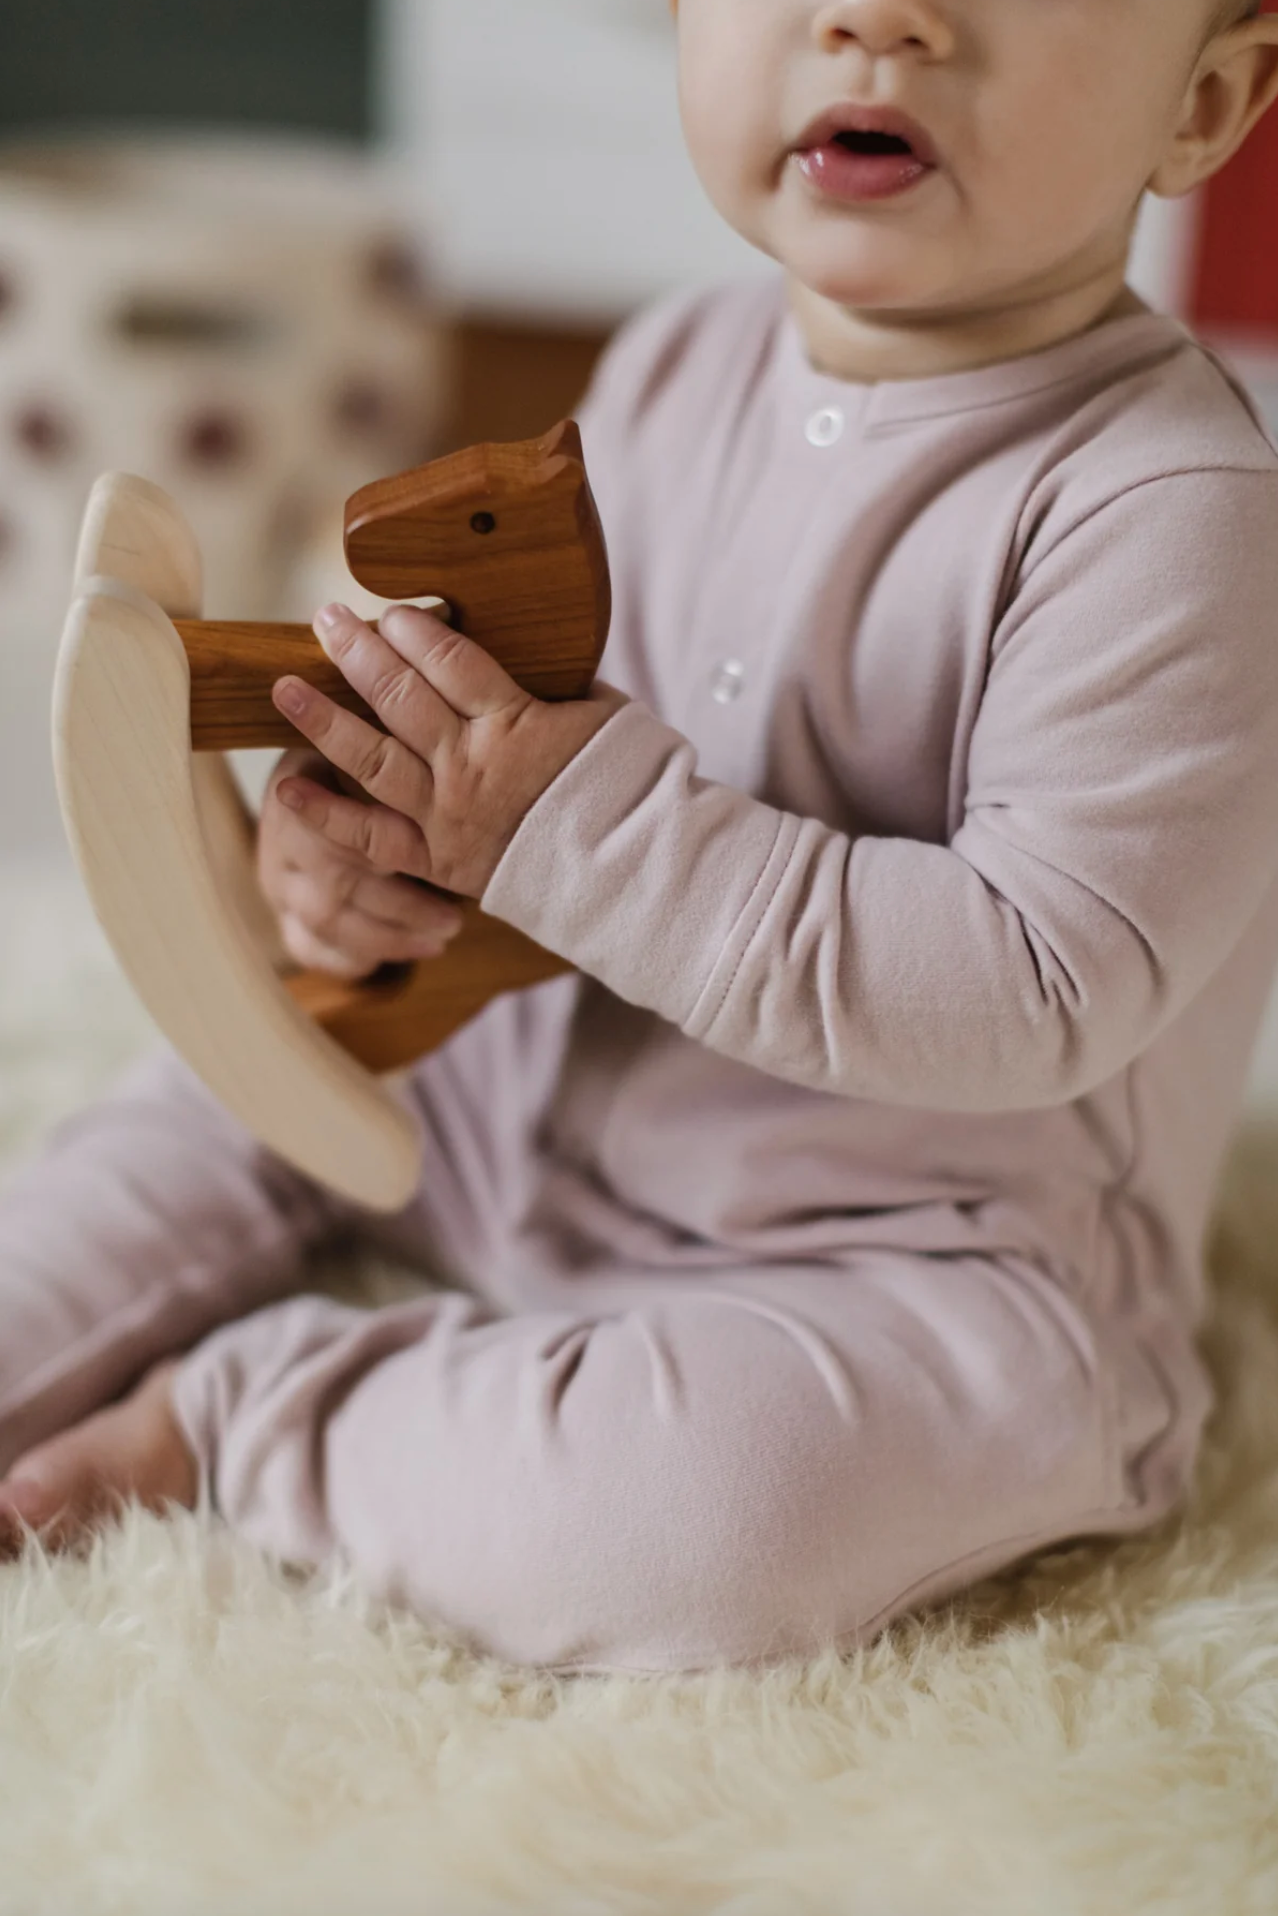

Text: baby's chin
xmin=768 ymin=222 xmax=970 ymax=319
xmin=743 ymin=205 xmax=965 ymax=318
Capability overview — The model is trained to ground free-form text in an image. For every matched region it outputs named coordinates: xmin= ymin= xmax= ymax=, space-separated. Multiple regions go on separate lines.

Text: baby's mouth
xmin=832 ymin=129 xmax=917 ymax=161
xmin=794 ymin=108 xmax=939 ymax=204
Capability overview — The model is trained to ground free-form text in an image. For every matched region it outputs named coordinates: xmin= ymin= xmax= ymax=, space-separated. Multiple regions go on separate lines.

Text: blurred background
xmin=0 ymin=0 xmax=1275 ymax=1102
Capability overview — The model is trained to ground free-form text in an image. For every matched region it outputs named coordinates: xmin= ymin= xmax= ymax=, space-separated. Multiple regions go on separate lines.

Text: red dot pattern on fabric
xmin=334 ymin=380 xmax=393 ymax=436
xmin=367 ymin=241 xmax=423 ymax=304
xmin=15 ymin=405 xmax=73 ymax=461
xmin=181 ymin=410 xmax=251 ymax=471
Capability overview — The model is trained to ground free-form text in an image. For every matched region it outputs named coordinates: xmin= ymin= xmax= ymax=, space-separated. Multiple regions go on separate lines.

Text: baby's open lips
xmin=793 ymin=106 xmax=941 ymax=171
xmin=834 ymin=129 xmax=913 ymax=159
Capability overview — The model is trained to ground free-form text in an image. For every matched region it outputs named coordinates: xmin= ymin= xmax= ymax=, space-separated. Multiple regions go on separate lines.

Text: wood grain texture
xmin=54 ymin=580 xmax=423 ymax=1212
xmin=174 ymin=620 xmax=378 ymax=750
xmin=172 ymin=604 xmax=601 ymax=751
xmin=170 ymin=418 xmax=609 ymax=751
xmin=73 ymin=469 xmax=203 ymax=617
xmin=344 ymin=420 xmax=610 ymax=691
xmin=192 ymin=753 xmax=291 ymax=972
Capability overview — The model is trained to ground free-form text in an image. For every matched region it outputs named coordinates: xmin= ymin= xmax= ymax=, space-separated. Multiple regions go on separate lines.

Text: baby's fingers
xmin=276 ymin=774 xmax=433 ymax=881
xmin=279 ymin=915 xmax=359 ymax=980
xmin=280 ymin=898 xmax=461 ymax=980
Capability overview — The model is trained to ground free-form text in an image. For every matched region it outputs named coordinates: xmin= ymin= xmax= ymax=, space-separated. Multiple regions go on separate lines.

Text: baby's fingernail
xmin=277 ymin=781 xmax=305 ymax=811
xmin=379 ymin=604 xmax=424 ymax=640
xmin=274 ymin=679 xmax=309 ymax=718
xmin=315 ymin=603 xmax=351 ymax=634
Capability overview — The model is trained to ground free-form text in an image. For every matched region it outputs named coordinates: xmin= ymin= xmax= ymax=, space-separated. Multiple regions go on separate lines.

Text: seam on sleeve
xmin=1192 ymin=342 xmax=1278 ymax=463
xmin=1017 ymin=464 xmax=1278 ymax=582
xmin=684 ymin=811 xmax=803 ymax=1042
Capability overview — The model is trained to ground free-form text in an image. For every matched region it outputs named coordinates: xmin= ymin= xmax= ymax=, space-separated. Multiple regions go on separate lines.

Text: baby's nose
xmin=811 ymin=0 xmax=956 ymax=61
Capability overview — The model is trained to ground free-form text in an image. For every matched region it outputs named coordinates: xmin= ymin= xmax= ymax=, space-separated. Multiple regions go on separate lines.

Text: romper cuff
xmin=481 ymin=700 xmax=793 ymax=1033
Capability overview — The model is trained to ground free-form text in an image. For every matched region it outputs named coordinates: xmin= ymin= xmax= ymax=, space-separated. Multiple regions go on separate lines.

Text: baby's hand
xmin=257 ymin=747 xmax=464 ymax=980
xmin=270 ymin=603 xmax=623 ymax=901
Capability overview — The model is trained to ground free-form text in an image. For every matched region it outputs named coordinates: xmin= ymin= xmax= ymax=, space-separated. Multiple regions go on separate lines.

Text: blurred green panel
xmin=0 ymin=0 xmax=373 ymax=139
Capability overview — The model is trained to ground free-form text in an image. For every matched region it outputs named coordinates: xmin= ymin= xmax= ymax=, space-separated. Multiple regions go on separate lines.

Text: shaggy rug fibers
xmin=2 ymin=865 xmax=1278 ymax=1915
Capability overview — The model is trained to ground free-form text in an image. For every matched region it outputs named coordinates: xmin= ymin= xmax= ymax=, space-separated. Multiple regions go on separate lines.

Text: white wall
xmin=376 ymin=0 xmax=760 ymax=321
xmin=1128 ymin=192 xmax=1198 ymax=315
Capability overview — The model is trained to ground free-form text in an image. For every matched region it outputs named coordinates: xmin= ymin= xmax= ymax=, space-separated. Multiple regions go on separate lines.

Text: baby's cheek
xmin=678 ymin=28 xmax=779 ymax=227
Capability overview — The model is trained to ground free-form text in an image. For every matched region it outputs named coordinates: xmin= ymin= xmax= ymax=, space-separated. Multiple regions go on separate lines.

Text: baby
xmin=2 ymin=0 xmax=1277 ymax=1676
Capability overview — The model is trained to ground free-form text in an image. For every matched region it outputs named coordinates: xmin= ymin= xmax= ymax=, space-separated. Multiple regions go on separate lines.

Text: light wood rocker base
xmin=54 ymin=448 xmax=604 ymax=1211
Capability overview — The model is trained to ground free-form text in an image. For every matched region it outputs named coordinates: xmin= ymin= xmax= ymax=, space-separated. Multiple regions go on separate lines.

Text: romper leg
xmin=0 ymin=977 xmax=581 ymax=1478
xmin=171 ymin=1249 xmax=1176 ymax=1675
xmin=0 ymin=1048 xmax=338 ymax=1477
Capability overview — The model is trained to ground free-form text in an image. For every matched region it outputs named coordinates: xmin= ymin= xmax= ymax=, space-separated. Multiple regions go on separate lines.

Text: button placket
xmin=686 ymin=378 xmax=865 ymax=786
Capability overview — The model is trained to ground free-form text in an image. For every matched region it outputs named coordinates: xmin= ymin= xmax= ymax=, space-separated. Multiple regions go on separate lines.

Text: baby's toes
xmin=0 ymin=1366 xmax=197 ymax=1559
xmin=0 ymin=1439 xmax=113 ymax=1552
xmin=0 ymin=1478 xmax=48 ymax=1556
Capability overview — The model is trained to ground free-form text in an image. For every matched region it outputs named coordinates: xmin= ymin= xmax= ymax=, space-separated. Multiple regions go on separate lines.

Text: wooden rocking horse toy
xmin=53 ymin=423 xmax=609 ymax=1213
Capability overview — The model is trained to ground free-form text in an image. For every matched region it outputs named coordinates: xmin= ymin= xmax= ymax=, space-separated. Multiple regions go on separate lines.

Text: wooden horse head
xmin=54 ymin=424 xmax=608 ymax=1213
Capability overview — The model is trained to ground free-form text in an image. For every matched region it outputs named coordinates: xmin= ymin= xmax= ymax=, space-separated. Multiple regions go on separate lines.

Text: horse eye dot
xmin=470 ymin=511 xmax=497 ymax=535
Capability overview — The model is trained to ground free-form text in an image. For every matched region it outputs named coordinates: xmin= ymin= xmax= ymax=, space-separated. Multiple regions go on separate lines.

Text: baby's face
xmin=677 ymin=0 xmax=1224 ymax=316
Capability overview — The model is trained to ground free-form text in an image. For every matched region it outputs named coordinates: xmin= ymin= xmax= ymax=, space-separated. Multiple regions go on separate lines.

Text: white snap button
xmin=710 ymin=660 xmax=747 ymax=705
xmin=805 ymin=405 xmax=845 ymax=448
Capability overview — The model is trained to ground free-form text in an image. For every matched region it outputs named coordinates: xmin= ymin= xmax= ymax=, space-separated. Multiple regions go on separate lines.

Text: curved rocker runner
xmin=53 ymin=424 xmax=610 ymax=1210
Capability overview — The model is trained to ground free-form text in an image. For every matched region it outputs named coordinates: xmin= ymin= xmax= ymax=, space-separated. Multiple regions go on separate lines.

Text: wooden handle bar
xmin=174 ymin=617 xmax=596 ymax=752
xmin=175 ymin=620 xmax=372 ymax=751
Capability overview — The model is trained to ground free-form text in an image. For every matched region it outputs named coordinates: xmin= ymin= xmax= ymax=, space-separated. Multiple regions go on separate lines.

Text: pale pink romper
xmin=3 ymin=281 xmax=1278 ymax=1675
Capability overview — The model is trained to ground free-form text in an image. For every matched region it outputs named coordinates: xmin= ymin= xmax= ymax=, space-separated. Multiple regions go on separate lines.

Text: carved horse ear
xmin=54 ymin=472 xmax=424 ymax=1212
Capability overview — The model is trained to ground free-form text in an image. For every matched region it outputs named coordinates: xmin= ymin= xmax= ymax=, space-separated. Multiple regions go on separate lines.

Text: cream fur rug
xmin=2 ymin=864 xmax=1278 ymax=1916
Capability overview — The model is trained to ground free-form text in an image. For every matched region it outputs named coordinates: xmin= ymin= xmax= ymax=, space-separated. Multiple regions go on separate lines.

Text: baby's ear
xmin=1149 ymin=14 xmax=1278 ymax=198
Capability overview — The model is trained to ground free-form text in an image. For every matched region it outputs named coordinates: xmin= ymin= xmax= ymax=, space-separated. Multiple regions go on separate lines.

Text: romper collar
xmin=775 ymin=290 xmax=1193 ymax=433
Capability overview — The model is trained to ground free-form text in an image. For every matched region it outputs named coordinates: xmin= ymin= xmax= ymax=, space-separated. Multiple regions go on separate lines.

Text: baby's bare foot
xmin=0 ymin=1361 xmax=198 ymax=1557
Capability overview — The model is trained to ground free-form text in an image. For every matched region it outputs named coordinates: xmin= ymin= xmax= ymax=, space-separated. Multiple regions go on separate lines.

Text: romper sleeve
xmin=483 ymin=467 xmax=1278 ymax=1114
